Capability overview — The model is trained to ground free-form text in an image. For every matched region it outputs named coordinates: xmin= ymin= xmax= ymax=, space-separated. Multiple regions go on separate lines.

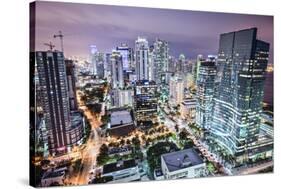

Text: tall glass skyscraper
xmin=210 ymin=28 xmax=270 ymax=164
xmin=36 ymin=51 xmax=71 ymax=155
xmin=135 ymin=37 xmax=149 ymax=80
xmin=111 ymin=51 xmax=124 ymax=89
xmin=153 ymin=38 xmax=169 ymax=84
xmin=196 ymin=59 xmax=216 ymax=130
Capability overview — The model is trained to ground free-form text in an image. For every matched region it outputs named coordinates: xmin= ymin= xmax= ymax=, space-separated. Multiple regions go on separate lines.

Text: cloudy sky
xmin=34 ymin=1 xmax=273 ymax=62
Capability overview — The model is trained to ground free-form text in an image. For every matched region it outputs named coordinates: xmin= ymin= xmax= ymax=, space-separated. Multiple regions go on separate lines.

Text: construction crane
xmin=44 ymin=42 xmax=55 ymax=51
xmin=53 ymin=30 xmax=64 ymax=52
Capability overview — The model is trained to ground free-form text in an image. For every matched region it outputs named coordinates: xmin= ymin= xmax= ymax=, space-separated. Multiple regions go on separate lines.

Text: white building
xmin=169 ymin=75 xmax=184 ymax=105
xmin=180 ymin=98 xmax=196 ymax=123
xmin=111 ymin=89 xmax=133 ymax=108
xmin=135 ymin=37 xmax=149 ymax=80
xmin=41 ymin=167 xmax=66 ymax=187
xmin=161 ymin=148 xmax=206 ymax=179
xmin=102 ymin=159 xmax=141 ymax=183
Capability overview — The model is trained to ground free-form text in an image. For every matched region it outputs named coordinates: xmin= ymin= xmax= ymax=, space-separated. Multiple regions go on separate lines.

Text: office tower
xmin=168 ymin=56 xmax=176 ymax=73
xmin=90 ymin=45 xmax=98 ymax=75
xmin=35 ymin=51 xmax=71 ymax=155
xmin=104 ymin=53 xmax=112 ymax=80
xmin=111 ymin=51 xmax=124 ymax=89
xmin=134 ymin=80 xmax=158 ymax=126
xmin=111 ymin=89 xmax=133 ymax=108
xmin=210 ymin=28 xmax=270 ymax=164
xmin=193 ymin=54 xmax=203 ymax=85
xmin=177 ymin=54 xmax=185 ymax=73
xmin=154 ymin=38 xmax=169 ymax=84
xmin=65 ymin=59 xmax=78 ymax=111
xmin=196 ymin=59 xmax=216 ymax=129
xmin=96 ymin=52 xmax=105 ymax=79
xmin=169 ymin=75 xmax=184 ymax=105
xmin=148 ymin=45 xmax=155 ymax=81
xmin=116 ymin=43 xmax=133 ymax=71
xmin=135 ymin=37 xmax=149 ymax=80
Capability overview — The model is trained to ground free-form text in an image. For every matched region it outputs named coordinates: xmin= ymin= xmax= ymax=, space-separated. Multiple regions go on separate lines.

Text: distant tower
xmin=154 ymin=38 xmax=169 ymax=84
xmin=196 ymin=59 xmax=216 ymax=130
xmin=135 ymin=37 xmax=149 ymax=80
xmin=111 ymin=51 xmax=124 ymax=89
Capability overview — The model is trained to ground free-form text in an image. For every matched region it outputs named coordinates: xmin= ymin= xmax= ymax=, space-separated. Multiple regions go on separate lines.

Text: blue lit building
xmin=196 ymin=58 xmax=216 ymax=130
xmin=210 ymin=28 xmax=270 ymax=165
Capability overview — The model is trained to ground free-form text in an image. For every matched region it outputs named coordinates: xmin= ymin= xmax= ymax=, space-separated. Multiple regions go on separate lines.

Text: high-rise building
xmin=90 ymin=45 xmax=98 ymax=75
xmin=134 ymin=80 xmax=158 ymax=126
xmin=104 ymin=52 xmax=112 ymax=80
xmin=116 ymin=43 xmax=133 ymax=71
xmin=65 ymin=59 xmax=78 ymax=111
xmin=193 ymin=54 xmax=203 ymax=86
xmin=154 ymin=38 xmax=169 ymax=84
xmin=111 ymin=51 xmax=124 ymax=89
xmin=111 ymin=89 xmax=133 ymax=108
xmin=210 ymin=28 xmax=270 ymax=164
xmin=135 ymin=37 xmax=149 ymax=81
xmin=196 ymin=59 xmax=216 ymax=130
xmin=35 ymin=51 xmax=71 ymax=155
xmin=96 ymin=52 xmax=105 ymax=79
xmin=169 ymin=75 xmax=184 ymax=105
xmin=177 ymin=54 xmax=185 ymax=73
xmin=148 ymin=45 xmax=155 ymax=81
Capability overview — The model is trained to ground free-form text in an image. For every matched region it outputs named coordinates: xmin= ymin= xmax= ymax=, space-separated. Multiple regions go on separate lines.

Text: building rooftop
xmin=42 ymin=169 xmax=65 ymax=179
xmin=162 ymin=148 xmax=204 ymax=172
xmin=110 ymin=110 xmax=133 ymax=126
xmin=103 ymin=159 xmax=137 ymax=174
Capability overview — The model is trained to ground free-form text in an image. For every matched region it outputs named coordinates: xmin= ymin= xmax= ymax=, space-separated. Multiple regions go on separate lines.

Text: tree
xmin=99 ymin=144 xmax=109 ymax=155
xmin=174 ymin=124 xmax=179 ymax=133
xmin=147 ymin=141 xmax=179 ymax=172
xmin=179 ymin=128 xmax=189 ymax=141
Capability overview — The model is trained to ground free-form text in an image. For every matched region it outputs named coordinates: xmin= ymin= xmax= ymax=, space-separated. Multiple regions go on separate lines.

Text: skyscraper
xmin=154 ymin=38 xmax=169 ymax=84
xmin=169 ymin=75 xmax=184 ymax=105
xmin=210 ymin=28 xmax=270 ymax=165
xmin=65 ymin=59 xmax=78 ymax=111
xmin=193 ymin=54 xmax=203 ymax=86
xmin=134 ymin=80 xmax=158 ymax=127
xmin=135 ymin=37 xmax=149 ymax=80
xmin=111 ymin=51 xmax=124 ymax=89
xmin=116 ymin=43 xmax=133 ymax=71
xmin=196 ymin=59 xmax=216 ymax=130
xmin=36 ymin=51 xmax=71 ymax=155
xmin=90 ymin=45 xmax=98 ymax=75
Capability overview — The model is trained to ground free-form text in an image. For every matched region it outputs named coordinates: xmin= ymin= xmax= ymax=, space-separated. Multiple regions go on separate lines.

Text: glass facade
xmin=210 ymin=28 xmax=270 ymax=164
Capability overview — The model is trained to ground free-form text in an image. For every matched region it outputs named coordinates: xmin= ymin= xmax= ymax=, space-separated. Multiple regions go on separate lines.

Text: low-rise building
xmin=108 ymin=109 xmax=135 ymax=136
xmin=180 ymin=98 xmax=196 ymax=123
xmin=161 ymin=148 xmax=206 ymax=179
xmin=102 ymin=159 xmax=141 ymax=183
xmin=41 ymin=167 xmax=67 ymax=187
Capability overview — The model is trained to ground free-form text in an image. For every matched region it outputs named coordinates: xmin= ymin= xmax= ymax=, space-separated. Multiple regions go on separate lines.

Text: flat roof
xmin=103 ymin=159 xmax=137 ymax=174
xmin=162 ymin=148 xmax=204 ymax=172
xmin=110 ymin=110 xmax=132 ymax=126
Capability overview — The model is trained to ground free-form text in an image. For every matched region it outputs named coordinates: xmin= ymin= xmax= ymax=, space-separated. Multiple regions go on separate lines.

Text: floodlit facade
xmin=35 ymin=51 xmax=71 ymax=155
xmin=134 ymin=80 xmax=158 ymax=125
xmin=111 ymin=51 xmax=124 ymax=89
xmin=210 ymin=28 xmax=270 ymax=164
xmin=153 ymin=38 xmax=169 ymax=84
xmin=135 ymin=37 xmax=149 ymax=80
xmin=196 ymin=59 xmax=216 ymax=129
xmin=169 ymin=75 xmax=184 ymax=105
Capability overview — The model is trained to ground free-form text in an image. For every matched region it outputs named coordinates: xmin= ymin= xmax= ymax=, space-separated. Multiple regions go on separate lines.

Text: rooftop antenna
xmin=54 ymin=30 xmax=64 ymax=52
xmin=44 ymin=42 xmax=55 ymax=51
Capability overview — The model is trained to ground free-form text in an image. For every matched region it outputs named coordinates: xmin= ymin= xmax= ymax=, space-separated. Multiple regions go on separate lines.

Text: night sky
xmin=34 ymin=1 xmax=273 ymax=62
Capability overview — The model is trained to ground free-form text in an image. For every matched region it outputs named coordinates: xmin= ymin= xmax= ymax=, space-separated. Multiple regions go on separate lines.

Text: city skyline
xmin=34 ymin=1 xmax=273 ymax=63
xmin=30 ymin=2 xmax=274 ymax=187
